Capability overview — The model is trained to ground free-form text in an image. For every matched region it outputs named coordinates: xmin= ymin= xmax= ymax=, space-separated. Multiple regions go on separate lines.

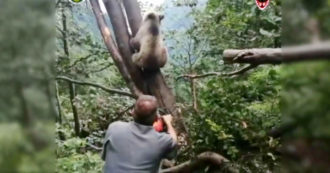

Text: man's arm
xmin=162 ymin=114 xmax=177 ymax=144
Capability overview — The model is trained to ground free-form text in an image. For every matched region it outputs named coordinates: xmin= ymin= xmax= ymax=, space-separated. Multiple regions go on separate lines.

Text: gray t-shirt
xmin=102 ymin=121 xmax=177 ymax=173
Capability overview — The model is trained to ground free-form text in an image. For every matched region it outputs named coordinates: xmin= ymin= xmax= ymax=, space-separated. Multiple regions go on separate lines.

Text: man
xmin=102 ymin=95 xmax=178 ymax=173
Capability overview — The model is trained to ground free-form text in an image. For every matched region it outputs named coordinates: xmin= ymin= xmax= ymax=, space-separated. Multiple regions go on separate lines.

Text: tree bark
xmin=68 ymin=82 xmax=80 ymax=137
xmin=223 ymin=42 xmax=330 ymax=64
xmin=160 ymin=152 xmax=229 ymax=173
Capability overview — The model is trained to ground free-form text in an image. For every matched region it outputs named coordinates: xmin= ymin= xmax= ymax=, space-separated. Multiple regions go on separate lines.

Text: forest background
xmin=0 ymin=0 xmax=329 ymax=172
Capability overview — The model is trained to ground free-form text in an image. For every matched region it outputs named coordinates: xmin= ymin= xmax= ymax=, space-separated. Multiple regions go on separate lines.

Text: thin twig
xmin=222 ymin=64 xmax=258 ymax=76
xmin=117 ymin=104 xmax=134 ymax=116
xmin=56 ymin=26 xmax=65 ymax=36
xmin=176 ymin=64 xmax=259 ymax=80
xmin=89 ymin=62 xmax=113 ymax=73
xmin=66 ymin=54 xmax=94 ymax=68
xmin=86 ymin=143 xmax=102 ymax=151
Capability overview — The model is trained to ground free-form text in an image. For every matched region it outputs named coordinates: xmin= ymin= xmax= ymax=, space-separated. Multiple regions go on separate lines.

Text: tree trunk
xmin=90 ymin=0 xmax=187 ymax=133
xmin=17 ymin=84 xmax=31 ymax=127
xmin=61 ymin=5 xmax=69 ymax=58
xmin=55 ymin=81 xmax=63 ymax=124
xmin=68 ymin=82 xmax=80 ymax=137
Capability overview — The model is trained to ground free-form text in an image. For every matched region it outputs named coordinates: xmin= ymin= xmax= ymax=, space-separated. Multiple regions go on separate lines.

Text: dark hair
xmin=133 ymin=95 xmax=158 ymax=125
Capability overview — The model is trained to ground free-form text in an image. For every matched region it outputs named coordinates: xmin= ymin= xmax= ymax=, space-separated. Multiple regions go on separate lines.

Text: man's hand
xmin=162 ymin=114 xmax=173 ymax=125
xmin=162 ymin=114 xmax=177 ymax=144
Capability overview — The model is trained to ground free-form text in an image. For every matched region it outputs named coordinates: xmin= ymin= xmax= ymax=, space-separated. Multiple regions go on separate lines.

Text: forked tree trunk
xmin=90 ymin=0 xmax=187 ymax=133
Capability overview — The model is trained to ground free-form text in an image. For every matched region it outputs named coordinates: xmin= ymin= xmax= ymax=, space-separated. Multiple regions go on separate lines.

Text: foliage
xmin=166 ymin=0 xmax=282 ymax=171
xmin=187 ymin=68 xmax=281 ymax=172
xmin=54 ymin=0 xmax=329 ymax=172
xmin=56 ymin=137 xmax=103 ymax=173
xmin=193 ymin=0 xmax=281 ymax=54
xmin=55 ymin=1 xmax=133 ymax=172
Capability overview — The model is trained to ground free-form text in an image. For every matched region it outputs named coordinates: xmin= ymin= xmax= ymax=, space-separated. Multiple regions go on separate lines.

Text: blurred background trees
xmin=0 ymin=0 xmax=55 ymax=172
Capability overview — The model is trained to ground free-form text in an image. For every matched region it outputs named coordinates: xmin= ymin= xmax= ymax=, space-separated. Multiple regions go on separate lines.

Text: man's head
xmin=132 ymin=95 xmax=158 ymax=125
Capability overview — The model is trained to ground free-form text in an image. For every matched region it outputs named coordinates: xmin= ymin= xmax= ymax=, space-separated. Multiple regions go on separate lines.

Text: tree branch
xmin=160 ymin=152 xmax=229 ymax=173
xmin=117 ymin=104 xmax=134 ymax=116
xmin=177 ymin=72 xmax=221 ymax=80
xmin=176 ymin=65 xmax=259 ymax=80
xmin=223 ymin=42 xmax=330 ymax=64
xmin=86 ymin=143 xmax=102 ymax=151
xmin=66 ymin=54 xmax=93 ymax=68
xmin=223 ymin=64 xmax=259 ymax=76
xmin=89 ymin=0 xmax=142 ymax=96
xmin=89 ymin=62 xmax=113 ymax=73
xmin=56 ymin=76 xmax=136 ymax=98
xmin=56 ymin=25 xmax=65 ymax=36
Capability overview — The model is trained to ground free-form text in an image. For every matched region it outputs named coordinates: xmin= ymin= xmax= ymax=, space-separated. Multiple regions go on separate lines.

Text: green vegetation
xmin=53 ymin=0 xmax=330 ymax=172
xmin=2 ymin=0 xmax=328 ymax=172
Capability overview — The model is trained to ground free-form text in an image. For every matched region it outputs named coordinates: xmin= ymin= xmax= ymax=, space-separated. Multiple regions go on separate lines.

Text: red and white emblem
xmin=255 ymin=0 xmax=270 ymax=10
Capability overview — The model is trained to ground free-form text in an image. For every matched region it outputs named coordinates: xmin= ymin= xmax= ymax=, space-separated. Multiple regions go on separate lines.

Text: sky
xmin=139 ymin=0 xmax=165 ymax=6
xmin=98 ymin=0 xmax=165 ymax=14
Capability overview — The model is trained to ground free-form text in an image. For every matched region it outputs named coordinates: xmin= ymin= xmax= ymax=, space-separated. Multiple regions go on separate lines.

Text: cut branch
xmin=89 ymin=0 xmax=142 ymax=96
xmin=56 ymin=76 xmax=136 ymax=98
xmin=223 ymin=42 xmax=330 ymax=64
xmin=160 ymin=152 xmax=229 ymax=173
